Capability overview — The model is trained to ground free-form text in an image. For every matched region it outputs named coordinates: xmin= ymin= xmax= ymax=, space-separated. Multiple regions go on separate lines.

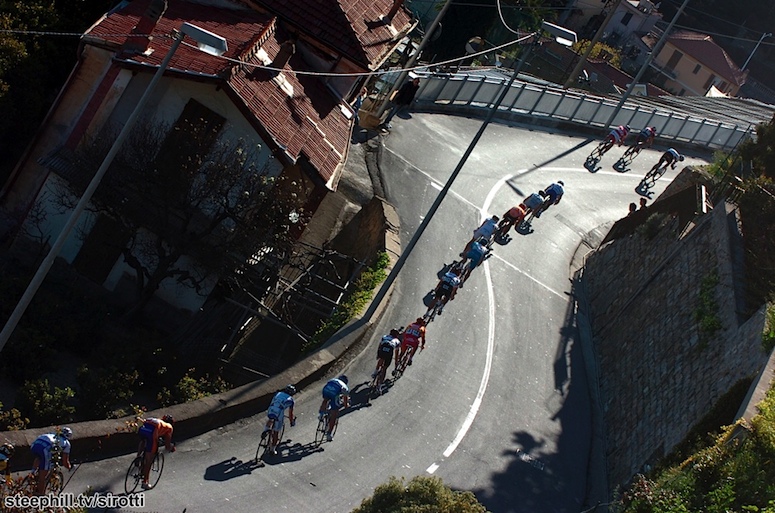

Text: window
xmin=621 ymin=12 xmax=633 ymax=26
xmin=692 ymin=64 xmax=701 ymax=74
xmin=665 ymin=50 xmax=683 ymax=72
xmin=718 ymin=80 xmax=728 ymax=92
xmin=703 ymin=73 xmax=717 ymax=90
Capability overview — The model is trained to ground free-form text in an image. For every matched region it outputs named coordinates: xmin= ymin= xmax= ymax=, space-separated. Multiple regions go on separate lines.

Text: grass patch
xmin=301 ymin=251 xmax=390 ymax=353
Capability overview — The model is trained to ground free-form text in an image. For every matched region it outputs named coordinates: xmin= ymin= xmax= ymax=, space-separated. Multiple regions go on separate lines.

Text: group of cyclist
xmin=594 ymin=124 xmax=685 ymax=174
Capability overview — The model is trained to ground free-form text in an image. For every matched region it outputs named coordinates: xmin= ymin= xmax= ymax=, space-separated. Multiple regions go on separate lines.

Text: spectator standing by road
xmin=351 ymin=87 xmax=367 ymax=127
xmin=381 ymin=77 xmax=420 ymax=130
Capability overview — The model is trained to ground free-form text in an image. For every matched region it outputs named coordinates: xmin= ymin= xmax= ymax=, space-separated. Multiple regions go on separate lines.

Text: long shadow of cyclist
xmin=203 ymin=457 xmax=261 ymax=481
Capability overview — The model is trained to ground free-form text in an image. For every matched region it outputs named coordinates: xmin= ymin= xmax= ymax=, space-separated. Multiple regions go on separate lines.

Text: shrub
xmin=303 ymin=252 xmax=390 ymax=353
xmin=352 ymin=475 xmax=488 ymax=513
xmin=157 ymin=368 xmax=230 ymax=406
xmin=0 ymin=401 xmax=29 ymax=431
xmin=763 ymin=303 xmax=775 ymax=353
xmin=15 ymin=379 xmax=75 ymax=426
xmin=694 ymin=271 xmax=722 ymax=348
xmin=636 ymin=213 xmax=667 ymax=240
xmin=76 ymin=364 xmax=139 ymax=418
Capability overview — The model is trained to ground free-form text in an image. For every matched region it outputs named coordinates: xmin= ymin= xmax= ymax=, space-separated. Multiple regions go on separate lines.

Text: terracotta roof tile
xmin=249 ymin=0 xmax=414 ymax=68
xmin=87 ymin=0 xmax=350 ymax=189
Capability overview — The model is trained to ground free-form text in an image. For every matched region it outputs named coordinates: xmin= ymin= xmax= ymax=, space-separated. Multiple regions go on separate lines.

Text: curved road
xmin=66 ymin=113 xmax=709 ymax=513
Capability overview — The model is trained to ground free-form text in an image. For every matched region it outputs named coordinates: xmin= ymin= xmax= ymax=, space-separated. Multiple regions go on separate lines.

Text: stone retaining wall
xmin=583 ymin=200 xmax=769 ymax=490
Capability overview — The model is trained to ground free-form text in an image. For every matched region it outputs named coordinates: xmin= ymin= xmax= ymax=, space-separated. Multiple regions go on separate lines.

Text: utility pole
xmin=377 ymin=0 xmax=454 ymax=118
xmin=741 ymin=31 xmax=772 ymax=71
xmin=604 ymin=0 xmax=690 ymax=129
xmin=564 ymin=0 xmax=622 ymax=89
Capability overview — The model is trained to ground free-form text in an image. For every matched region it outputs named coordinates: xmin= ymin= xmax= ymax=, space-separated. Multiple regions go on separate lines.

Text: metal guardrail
xmin=413 ymin=71 xmax=756 ymax=151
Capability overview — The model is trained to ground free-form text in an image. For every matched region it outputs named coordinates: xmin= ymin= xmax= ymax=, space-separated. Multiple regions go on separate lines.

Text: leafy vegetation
xmin=157 ymin=369 xmax=230 ymax=406
xmin=0 ymin=401 xmax=28 ymax=431
xmin=694 ymin=272 xmax=722 ymax=348
xmin=14 ymin=379 xmax=75 ymax=426
xmin=620 ymin=380 xmax=775 ymax=513
xmin=571 ymin=40 xmax=623 ymax=67
xmin=764 ymin=303 xmax=775 ymax=353
xmin=302 ymin=252 xmax=390 ymax=353
xmin=352 ymin=475 xmax=489 ymax=513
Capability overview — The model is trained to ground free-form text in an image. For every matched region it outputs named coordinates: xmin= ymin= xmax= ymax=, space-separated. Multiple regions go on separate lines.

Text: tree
xmin=352 ymin=476 xmax=489 ymax=513
xmin=55 ymin=118 xmax=308 ymax=317
xmin=571 ymin=40 xmax=622 ymax=68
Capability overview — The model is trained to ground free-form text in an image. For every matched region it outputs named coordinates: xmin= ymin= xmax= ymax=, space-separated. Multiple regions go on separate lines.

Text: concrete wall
xmin=583 ymin=200 xmax=769 ymax=489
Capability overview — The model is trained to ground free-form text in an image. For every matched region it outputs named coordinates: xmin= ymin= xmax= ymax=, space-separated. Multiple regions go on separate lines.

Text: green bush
xmin=303 ymin=252 xmax=390 ymax=353
xmin=352 ymin=476 xmax=488 ymax=513
xmin=157 ymin=368 xmax=230 ymax=406
xmin=76 ymin=364 xmax=139 ymax=418
xmin=636 ymin=213 xmax=668 ymax=240
xmin=0 ymin=401 xmax=29 ymax=431
xmin=620 ymin=381 xmax=775 ymax=513
xmin=15 ymin=378 xmax=75 ymax=426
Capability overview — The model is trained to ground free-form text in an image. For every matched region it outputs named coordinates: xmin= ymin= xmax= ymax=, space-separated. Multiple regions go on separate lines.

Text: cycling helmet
xmin=557 ymin=180 xmax=564 ymax=186
xmin=650 ymin=126 xmax=657 ymax=132
xmin=490 ymin=215 xmax=499 ymax=222
xmin=0 ymin=443 xmax=14 ymax=457
xmin=162 ymin=415 xmax=174 ymax=424
xmin=389 ymin=329 xmax=401 ymax=337
xmin=678 ymin=155 xmax=685 ymax=162
xmin=338 ymin=375 xmax=349 ymax=385
xmin=625 ymin=124 xmax=631 ymax=131
xmin=60 ymin=427 xmax=73 ymax=440
xmin=283 ymin=384 xmax=297 ymax=396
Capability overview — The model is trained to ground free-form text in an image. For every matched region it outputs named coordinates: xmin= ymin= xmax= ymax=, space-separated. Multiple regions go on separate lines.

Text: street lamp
xmin=0 ymin=23 xmax=228 ymax=351
xmin=364 ymin=21 xmax=576 ymax=320
xmin=741 ymin=32 xmax=772 ymax=72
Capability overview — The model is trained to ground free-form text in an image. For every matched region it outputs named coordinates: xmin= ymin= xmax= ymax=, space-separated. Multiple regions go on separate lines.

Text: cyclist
xmin=30 ymin=427 xmax=73 ymax=495
xmin=603 ymin=124 xmax=630 ymax=152
xmin=398 ymin=318 xmax=426 ymax=368
xmin=262 ymin=385 xmax=297 ymax=455
xmin=523 ymin=192 xmax=545 ymax=215
xmin=461 ymin=238 xmax=487 ymax=283
xmin=1 ymin=443 xmax=13 ymax=486
xmin=535 ymin=181 xmax=564 ymax=218
xmin=651 ymin=148 xmax=684 ymax=172
xmin=319 ymin=376 xmax=350 ymax=441
xmin=635 ymin=126 xmax=657 ymax=148
xmin=428 ymin=268 xmax=461 ymax=315
xmin=463 ymin=215 xmax=499 ymax=254
xmin=373 ymin=330 xmax=401 ymax=394
xmin=138 ymin=415 xmax=174 ymax=489
xmin=499 ymin=204 xmax=527 ymax=234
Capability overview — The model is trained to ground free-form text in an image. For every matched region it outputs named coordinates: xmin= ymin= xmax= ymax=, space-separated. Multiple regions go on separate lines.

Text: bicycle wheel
xmin=148 ymin=451 xmax=164 ymax=489
xmin=314 ymin=416 xmax=327 ymax=446
xmin=124 ymin=457 xmax=143 ymax=494
xmin=47 ymin=469 xmax=64 ymax=493
xmin=19 ymin=473 xmax=37 ymax=495
xmin=255 ymin=432 xmax=270 ymax=462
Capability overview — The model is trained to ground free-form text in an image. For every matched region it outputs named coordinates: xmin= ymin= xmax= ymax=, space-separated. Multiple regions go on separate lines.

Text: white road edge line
xmin=442 ymin=261 xmax=496 ymax=459
xmin=426 ymin=463 xmax=440 ymax=474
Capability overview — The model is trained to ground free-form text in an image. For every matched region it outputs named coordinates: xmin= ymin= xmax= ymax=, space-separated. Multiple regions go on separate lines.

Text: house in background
xmin=0 ymin=0 xmax=415 ymax=313
xmin=641 ymin=29 xmax=748 ymax=96
xmin=565 ymin=0 xmax=662 ymax=47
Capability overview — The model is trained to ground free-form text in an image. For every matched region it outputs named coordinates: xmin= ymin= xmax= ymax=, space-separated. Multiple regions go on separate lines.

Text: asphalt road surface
xmin=65 ymin=113 xmax=709 ymax=513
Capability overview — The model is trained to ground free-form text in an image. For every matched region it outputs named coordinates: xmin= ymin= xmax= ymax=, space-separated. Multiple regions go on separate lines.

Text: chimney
xmin=269 ymin=39 xmax=296 ymax=71
xmin=122 ymin=0 xmax=168 ymax=55
xmin=385 ymin=0 xmax=404 ymax=21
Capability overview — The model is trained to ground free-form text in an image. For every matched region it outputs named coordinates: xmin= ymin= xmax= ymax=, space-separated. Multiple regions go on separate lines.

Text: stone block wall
xmin=584 ymin=202 xmax=769 ymax=490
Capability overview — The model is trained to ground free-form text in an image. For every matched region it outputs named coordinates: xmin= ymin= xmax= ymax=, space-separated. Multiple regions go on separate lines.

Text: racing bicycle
xmin=644 ymin=162 xmax=669 ymax=185
xmin=125 ymin=437 xmax=166 ymax=493
xmin=314 ymin=410 xmax=338 ymax=446
xmin=255 ymin=414 xmax=291 ymax=461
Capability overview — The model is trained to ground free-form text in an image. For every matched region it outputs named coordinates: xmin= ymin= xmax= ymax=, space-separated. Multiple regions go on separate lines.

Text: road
xmin=65 ymin=113 xmax=709 ymax=512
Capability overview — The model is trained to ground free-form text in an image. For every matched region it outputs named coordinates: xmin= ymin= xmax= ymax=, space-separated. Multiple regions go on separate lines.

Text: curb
xmin=570 ymin=223 xmax=612 ymax=512
xmin=2 ymin=200 xmax=402 ymax=470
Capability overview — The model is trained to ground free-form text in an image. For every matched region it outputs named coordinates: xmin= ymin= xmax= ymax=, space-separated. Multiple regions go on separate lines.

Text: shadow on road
xmin=471 ymin=278 xmax=595 ymax=513
xmin=203 ymin=457 xmax=262 ymax=481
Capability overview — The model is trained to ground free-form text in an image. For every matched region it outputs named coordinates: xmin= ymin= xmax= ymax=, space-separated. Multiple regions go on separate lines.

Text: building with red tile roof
xmin=0 ymin=0 xmax=415 ymax=313
xmin=642 ymin=29 xmax=747 ymax=96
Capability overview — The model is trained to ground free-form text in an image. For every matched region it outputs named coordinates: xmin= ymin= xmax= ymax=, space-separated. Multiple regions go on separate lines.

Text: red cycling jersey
xmin=401 ymin=322 xmax=425 ymax=352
